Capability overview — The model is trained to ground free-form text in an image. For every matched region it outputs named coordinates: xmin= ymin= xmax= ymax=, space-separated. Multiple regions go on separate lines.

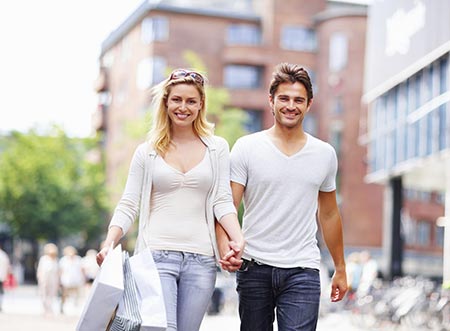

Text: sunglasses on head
xmin=169 ymin=69 xmax=204 ymax=86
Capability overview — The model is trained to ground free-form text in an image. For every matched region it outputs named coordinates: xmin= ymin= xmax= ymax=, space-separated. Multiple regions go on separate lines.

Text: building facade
xmin=95 ymin=0 xmax=395 ymax=269
xmin=362 ymin=0 xmax=449 ymax=279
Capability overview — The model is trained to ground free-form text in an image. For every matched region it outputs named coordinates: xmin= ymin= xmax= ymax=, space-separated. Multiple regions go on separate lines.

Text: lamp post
xmin=437 ymin=215 xmax=450 ymax=287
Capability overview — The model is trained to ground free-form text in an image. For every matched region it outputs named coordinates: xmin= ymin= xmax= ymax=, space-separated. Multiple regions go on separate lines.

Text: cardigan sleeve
xmin=213 ymin=136 xmax=237 ymax=222
xmin=109 ymin=143 xmax=147 ymax=235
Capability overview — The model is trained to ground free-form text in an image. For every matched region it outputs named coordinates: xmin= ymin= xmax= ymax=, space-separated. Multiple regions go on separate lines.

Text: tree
xmin=183 ymin=50 xmax=248 ymax=147
xmin=0 ymin=128 xmax=108 ymax=245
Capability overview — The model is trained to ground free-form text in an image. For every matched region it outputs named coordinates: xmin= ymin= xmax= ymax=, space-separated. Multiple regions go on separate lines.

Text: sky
xmin=0 ymin=0 xmax=143 ymax=137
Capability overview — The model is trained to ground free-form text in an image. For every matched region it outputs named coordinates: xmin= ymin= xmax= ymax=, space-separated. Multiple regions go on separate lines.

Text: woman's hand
xmin=96 ymin=245 xmax=109 ymax=266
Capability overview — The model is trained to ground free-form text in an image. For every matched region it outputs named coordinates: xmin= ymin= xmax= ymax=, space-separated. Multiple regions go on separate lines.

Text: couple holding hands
xmin=97 ymin=63 xmax=347 ymax=331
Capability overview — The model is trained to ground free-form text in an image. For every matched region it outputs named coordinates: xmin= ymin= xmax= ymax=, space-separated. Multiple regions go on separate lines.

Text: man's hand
xmin=330 ymin=269 xmax=348 ymax=302
xmin=219 ymin=241 xmax=243 ymax=272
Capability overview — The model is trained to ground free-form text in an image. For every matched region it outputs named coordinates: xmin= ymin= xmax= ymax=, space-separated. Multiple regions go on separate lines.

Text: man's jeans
xmin=236 ymin=260 xmax=321 ymax=331
xmin=152 ymin=250 xmax=217 ymax=331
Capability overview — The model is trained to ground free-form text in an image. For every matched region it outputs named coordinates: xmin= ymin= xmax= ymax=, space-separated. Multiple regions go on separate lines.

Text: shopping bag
xmin=109 ymin=251 xmax=142 ymax=331
xmin=129 ymin=248 xmax=167 ymax=331
xmin=76 ymin=244 xmax=124 ymax=331
xmin=3 ymin=272 xmax=17 ymax=290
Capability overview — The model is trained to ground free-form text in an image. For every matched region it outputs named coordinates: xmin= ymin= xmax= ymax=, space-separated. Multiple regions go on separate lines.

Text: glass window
xmin=224 ymin=65 xmax=262 ymax=89
xmin=436 ymin=226 xmax=444 ymax=247
xmin=417 ymin=220 xmax=431 ymax=246
xmin=141 ymin=16 xmax=169 ymax=44
xmin=136 ymin=57 xmax=166 ymax=90
xmin=281 ymin=26 xmax=317 ymax=52
xmin=329 ymin=33 xmax=348 ymax=72
xmin=330 ymin=126 xmax=343 ymax=156
xmin=332 ymin=97 xmax=343 ymax=115
xmin=243 ymin=109 xmax=263 ymax=133
xmin=439 ymin=57 xmax=448 ymax=150
xmin=227 ymin=24 xmax=261 ymax=45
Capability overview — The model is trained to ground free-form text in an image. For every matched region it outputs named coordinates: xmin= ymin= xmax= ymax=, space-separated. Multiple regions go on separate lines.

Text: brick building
xmin=94 ymin=0 xmax=444 ymax=277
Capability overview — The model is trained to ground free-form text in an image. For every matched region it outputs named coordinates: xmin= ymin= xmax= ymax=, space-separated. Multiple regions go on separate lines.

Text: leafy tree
xmin=0 ymin=128 xmax=108 ymax=245
xmin=183 ymin=50 xmax=248 ymax=147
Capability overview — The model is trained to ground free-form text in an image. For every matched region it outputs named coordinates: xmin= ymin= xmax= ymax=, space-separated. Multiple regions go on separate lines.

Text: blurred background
xmin=0 ymin=0 xmax=449 ymax=330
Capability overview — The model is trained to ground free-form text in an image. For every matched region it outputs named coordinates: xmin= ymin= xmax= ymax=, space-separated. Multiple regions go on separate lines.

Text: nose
xmin=287 ymin=100 xmax=295 ymax=110
xmin=179 ymin=101 xmax=188 ymax=112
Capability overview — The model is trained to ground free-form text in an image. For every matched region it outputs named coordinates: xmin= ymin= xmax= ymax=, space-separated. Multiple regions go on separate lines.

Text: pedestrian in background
xmin=81 ymin=249 xmax=99 ymax=286
xmin=96 ymin=68 xmax=244 ymax=331
xmin=217 ymin=62 xmax=348 ymax=331
xmin=36 ymin=243 xmax=59 ymax=316
xmin=0 ymin=244 xmax=11 ymax=312
xmin=59 ymin=245 xmax=84 ymax=314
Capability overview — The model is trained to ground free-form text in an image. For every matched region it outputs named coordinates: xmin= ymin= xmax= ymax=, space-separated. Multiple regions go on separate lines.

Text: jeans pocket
xmin=151 ymin=250 xmax=167 ymax=263
xmin=194 ymin=254 xmax=217 ymax=270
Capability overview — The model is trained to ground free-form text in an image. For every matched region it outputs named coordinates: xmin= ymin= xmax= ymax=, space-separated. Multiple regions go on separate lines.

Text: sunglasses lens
xmin=170 ymin=70 xmax=204 ymax=85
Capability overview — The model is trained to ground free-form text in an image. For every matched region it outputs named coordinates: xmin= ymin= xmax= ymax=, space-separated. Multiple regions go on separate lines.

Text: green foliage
xmin=184 ymin=51 xmax=248 ymax=147
xmin=0 ymin=128 xmax=108 ymax=244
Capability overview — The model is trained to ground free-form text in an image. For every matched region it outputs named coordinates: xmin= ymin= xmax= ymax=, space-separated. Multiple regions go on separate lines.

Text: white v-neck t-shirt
xmin=230 ymin=131 xmax=337 ymax=269
xmin=146 ymin=150 xmax=214 ymax=256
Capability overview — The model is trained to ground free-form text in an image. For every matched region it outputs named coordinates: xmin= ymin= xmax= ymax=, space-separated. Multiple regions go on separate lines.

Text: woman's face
xmin=166 ymin=83 xmax=203 ymax=130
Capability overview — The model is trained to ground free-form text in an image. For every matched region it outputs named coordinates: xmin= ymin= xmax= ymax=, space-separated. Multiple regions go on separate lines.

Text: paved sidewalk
xmin=0 ymin=285 xmax=378 ymax=331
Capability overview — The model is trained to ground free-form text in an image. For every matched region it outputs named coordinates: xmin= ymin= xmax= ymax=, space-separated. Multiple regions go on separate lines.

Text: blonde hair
xmin=147 ymin=71 xmax=213 ymax=156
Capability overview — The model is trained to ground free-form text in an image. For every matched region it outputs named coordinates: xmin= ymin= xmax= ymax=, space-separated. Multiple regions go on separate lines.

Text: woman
xmin=97 ymin=69 xmax=244 ymax=331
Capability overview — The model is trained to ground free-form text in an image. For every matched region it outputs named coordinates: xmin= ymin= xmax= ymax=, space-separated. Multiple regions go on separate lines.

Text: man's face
xmin=269 ymin=82 xmax=312 ymax=129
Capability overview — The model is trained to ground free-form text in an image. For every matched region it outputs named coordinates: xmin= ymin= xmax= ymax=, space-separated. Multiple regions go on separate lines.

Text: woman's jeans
xmin=236 ymin=260 xmax=321 ymax=331
xmin=152 ymin=250 xmax=217 ymax=331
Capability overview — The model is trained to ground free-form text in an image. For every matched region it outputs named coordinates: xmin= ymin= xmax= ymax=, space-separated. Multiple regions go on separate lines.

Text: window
xmin=227 ymin=24 xmax=261 ymax=45
xmin=136 ymin=57 xmax=166 ymax=90
xmin=281 ymin=26 xmax=317 ymax=52
xmin=224 ymin=65 xmax=262 ymax=89
xmin=332 ymin=97 xmax=343 ymax=115
xmin=329 ymin=122 xmax=343 ymax=156
xmin=141 ymin=16 xmax=169 ymax=44
xmin=417 ymin=220 xmax=431 ymax=246
xmin=329 ymin=33 xmax=348 ymax=72
xmin=436 ymin=226 xmax=444 ymax=247
xmin=243 ymin=110 xmax=263 ymax=133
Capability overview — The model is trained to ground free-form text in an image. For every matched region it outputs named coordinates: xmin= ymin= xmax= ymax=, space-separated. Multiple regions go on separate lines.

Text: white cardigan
xmin=109 ymin=135 xmax=236 ymax=262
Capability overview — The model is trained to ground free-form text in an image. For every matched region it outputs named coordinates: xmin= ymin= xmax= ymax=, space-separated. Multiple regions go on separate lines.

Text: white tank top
xmin=146 ymin=151 xmax=214 ymax=256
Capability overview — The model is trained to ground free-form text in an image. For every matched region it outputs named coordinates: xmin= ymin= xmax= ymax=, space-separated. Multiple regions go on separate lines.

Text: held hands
xmin=219 ymin=240 xmax=244 ymax=272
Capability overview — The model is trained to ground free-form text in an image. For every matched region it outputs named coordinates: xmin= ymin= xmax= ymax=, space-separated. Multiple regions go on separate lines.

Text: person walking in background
xmin=357 ymin=250 xmax=378 ymax=298
xmin=96 ymin=68 xmax=244 ymax=331
xmin=81 ymin=249 xmax=99 ymax=287
xmin=36 ymin=243 xmax=60 ymax=316
xmin=0 ymin=245 xmax=11 ymax=312
xmin=217 ymin=63 xmax=347 ymax=331
xmin=59 ymin=245 xmax=84 ymax=314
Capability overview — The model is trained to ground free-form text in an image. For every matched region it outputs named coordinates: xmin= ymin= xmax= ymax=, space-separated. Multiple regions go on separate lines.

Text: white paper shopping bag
xmin=129 ymin=248 xmax=167 ymax=331
xmin=77 ymin=244 xmax=124 ymax=331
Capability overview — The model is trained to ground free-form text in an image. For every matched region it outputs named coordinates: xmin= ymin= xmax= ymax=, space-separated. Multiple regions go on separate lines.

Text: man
xmin=0 ymin=245 xmax=11 ymax=312
xmin=218 ymin=63 xmax=347 ymax=330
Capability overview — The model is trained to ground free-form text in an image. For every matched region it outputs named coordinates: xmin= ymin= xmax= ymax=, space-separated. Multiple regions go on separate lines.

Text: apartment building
xmin=94 ymin=0 xmax=389 ymax=269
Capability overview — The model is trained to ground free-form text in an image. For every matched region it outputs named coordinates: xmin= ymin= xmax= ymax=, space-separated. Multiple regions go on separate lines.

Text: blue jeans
xmin=236 ymin=260 xmax=321 ymax=331
xmin=152 ymin=250 xmax=217 ymax=331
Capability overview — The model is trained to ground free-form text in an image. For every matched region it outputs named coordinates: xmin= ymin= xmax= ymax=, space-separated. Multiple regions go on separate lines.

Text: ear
xmin=269 ymin=94 xmax=274 ymax=110
xmin=305 ymin=98 xmax=314 ymax=113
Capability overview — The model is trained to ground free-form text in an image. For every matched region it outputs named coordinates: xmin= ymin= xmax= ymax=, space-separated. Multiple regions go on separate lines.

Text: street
xmin=0 ymin=284 xmax=383 ymax=331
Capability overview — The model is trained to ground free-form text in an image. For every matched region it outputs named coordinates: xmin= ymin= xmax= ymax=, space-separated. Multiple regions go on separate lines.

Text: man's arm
xmin=216 ymin=181 xmax=245 ymax=271
xmin=318 ymin=190 xmax=347 ymax=302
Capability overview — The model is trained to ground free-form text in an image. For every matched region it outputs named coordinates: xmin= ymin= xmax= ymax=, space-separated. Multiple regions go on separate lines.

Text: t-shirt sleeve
xmin=230 ymin=137 xmax=248 ymax=187
xmin=320 ymin=145 xmax=338 ymax=192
